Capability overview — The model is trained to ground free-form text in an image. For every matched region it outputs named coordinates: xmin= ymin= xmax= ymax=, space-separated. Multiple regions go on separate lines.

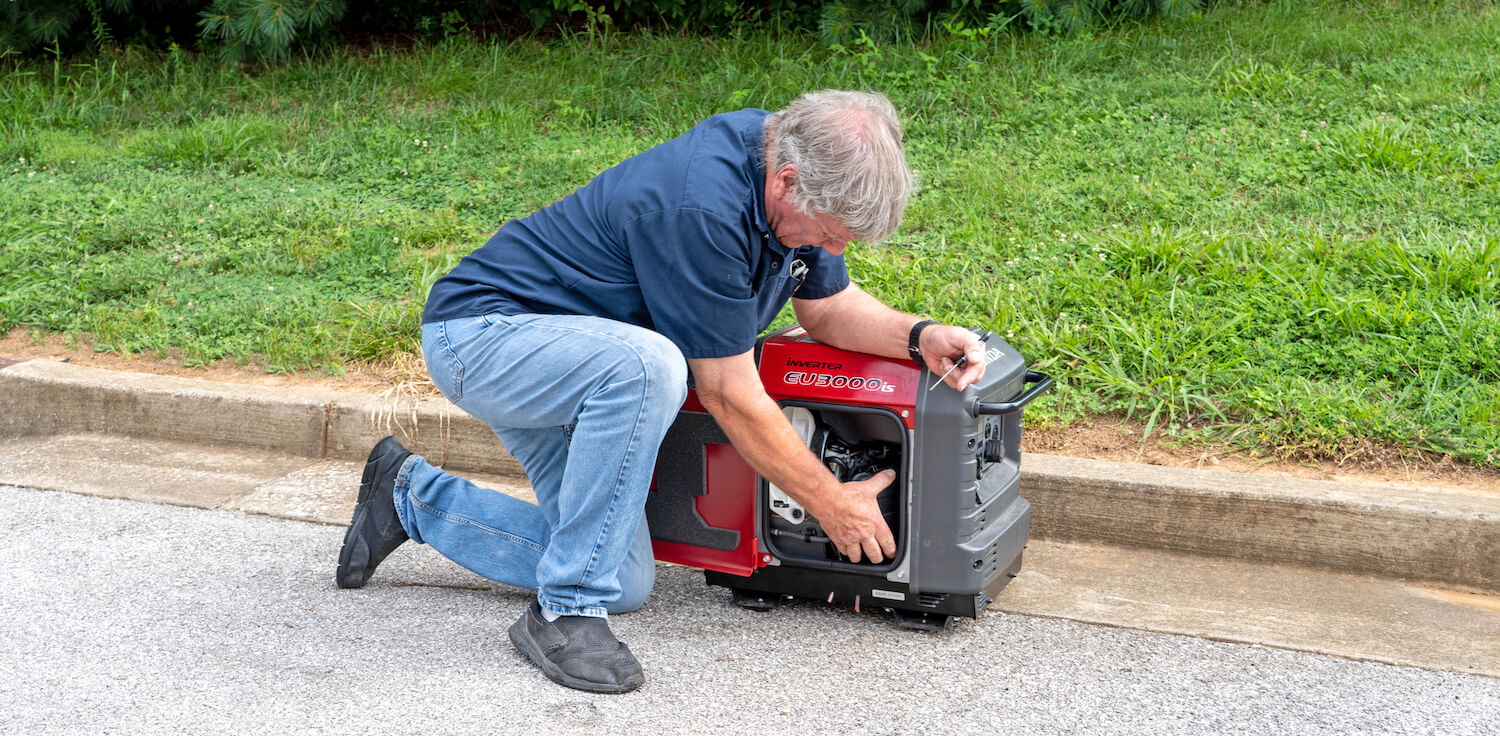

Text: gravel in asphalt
xmin=2 ymin=486 xmax=1496 ymax=735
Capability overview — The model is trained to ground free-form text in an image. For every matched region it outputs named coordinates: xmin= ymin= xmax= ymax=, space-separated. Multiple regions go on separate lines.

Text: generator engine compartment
xmin=764 ymin=404 xmax=906 ymax=569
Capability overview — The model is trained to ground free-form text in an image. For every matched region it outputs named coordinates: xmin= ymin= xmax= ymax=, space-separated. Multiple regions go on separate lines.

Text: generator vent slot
xmin=917 ymin=593 xmax=947 ymax=609
xmin=962 ymin=505 xmax=990 ymax=539
xmin=983 ymin=546 xmax=1002 ymax=575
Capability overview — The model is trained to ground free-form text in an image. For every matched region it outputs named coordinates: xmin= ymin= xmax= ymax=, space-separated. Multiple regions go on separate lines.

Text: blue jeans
xmin=396 ymin=313 xmax=688 ymax=618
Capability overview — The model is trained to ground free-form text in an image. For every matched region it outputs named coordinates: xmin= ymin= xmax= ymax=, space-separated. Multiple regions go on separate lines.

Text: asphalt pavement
xmin=2 ymin=485 xmax=1496 ymax=735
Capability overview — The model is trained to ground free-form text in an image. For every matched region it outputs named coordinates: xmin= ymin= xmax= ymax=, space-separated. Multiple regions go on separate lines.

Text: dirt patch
xmin=6 ymin=327 xmax=1498 ymax=495
xmin=0 ymin=328 xmax=434 ymax=395
xmin=1411 ymin=586 xmax=1500 ymax=614
xmin=1027 ymin=418 xmax=1500 ymax=496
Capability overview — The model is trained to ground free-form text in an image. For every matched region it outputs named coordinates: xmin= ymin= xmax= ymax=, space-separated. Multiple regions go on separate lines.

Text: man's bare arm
xmin=688 ymin=351 xmax=896 ymax=564
xmin=794 ymin=284 xmax=988 ymax=391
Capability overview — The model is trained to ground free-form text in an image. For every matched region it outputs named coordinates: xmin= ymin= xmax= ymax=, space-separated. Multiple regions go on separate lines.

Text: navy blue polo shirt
xmin=421 ymin=109 xmax=850 ymax=359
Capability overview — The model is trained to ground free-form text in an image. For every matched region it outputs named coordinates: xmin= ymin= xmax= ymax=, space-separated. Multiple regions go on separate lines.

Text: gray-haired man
xmin=336 ymin=90 xmax=989 ymax=693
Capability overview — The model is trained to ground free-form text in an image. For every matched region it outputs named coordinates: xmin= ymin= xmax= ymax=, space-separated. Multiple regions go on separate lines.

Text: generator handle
xmin=971 ymin=371 xmax=1053 ymax=416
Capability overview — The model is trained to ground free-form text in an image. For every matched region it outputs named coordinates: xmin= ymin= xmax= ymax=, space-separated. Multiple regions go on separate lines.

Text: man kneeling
xmin=335 ymin=90 xmax=989 ymax=693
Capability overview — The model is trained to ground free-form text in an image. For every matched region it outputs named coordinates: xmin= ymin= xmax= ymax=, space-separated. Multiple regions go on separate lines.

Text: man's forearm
xmin=688 ymin=350 xmax=899 ymax=563
xmin=795 ymin=283 xmax=990 ymax=392
xmin=793 ymin=284 xmax=918 ymax=359
xmin=696 ymin=385 xmax=843 ymax=518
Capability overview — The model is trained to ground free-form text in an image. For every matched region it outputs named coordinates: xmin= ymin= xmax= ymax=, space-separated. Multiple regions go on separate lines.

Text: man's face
xmin=765 ymin=165 xmax=854 ymax=256
xmin=771 ymin=207 xmax=853 ymax=256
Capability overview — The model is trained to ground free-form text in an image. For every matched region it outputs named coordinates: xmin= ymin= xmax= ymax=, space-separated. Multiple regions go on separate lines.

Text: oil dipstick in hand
xmin=928 ymin=330 xmax=993 ymax=391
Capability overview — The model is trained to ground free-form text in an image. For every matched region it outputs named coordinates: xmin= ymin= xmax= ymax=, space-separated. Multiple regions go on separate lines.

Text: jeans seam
xmin=438 ymin=320 xmax=465 ymax=402
xmin=410 ymin=496 xmax=547 ymax=554
xmin=391 ymin=454 xmax=421 ymax=540
xmin=541 ymin=601 xmax=607 ymax=619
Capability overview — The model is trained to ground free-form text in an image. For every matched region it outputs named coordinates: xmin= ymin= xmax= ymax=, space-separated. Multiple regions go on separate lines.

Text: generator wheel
xmin=730 ymin=588 xmax=782 ymax=612
xmin=893 ymin=609 xmax=949 ymax=631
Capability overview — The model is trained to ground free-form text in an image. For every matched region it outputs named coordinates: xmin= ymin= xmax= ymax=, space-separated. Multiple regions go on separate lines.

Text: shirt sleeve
xmin=624 ymin=208 xmax=763 ymax=360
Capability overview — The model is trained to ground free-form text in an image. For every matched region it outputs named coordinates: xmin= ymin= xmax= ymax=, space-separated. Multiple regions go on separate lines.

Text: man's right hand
xmin=813 ymin=469 xmax=898 ymax=564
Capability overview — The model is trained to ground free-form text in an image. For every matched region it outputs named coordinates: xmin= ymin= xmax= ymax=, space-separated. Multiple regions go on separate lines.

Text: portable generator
xmin=645 ymin=325 xmax=1052 ymax=630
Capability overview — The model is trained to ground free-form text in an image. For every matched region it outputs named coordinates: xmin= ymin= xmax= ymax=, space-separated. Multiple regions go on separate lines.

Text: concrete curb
xmin=4 ymin=359 xmax=1496 ymax=591
xmin=1024 ymin=455 xmax=1499 ymax=591
xmin=0 ymin=359 xmax=524 ymax=479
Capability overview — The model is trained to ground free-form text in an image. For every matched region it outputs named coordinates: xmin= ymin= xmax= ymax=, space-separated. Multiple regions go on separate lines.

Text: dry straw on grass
xmin=367 ymin=352 xmax=454 ymax=468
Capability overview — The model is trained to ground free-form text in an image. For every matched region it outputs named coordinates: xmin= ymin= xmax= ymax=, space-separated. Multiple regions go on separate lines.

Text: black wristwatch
xmin=908 ymin=319 xmax=938 ymax=370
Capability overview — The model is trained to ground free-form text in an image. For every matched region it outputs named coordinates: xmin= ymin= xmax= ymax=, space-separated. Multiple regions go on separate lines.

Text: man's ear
xmin=772 ymin=164 xmax=799 ymax=196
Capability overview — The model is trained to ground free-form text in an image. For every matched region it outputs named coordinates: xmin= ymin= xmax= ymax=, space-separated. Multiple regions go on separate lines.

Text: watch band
xmin=908 ymin=319 xmax=938 ymax=370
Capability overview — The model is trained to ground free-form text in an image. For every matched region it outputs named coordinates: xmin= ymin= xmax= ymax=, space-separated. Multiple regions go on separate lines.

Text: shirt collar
xmin=745 ymin=114 xmax=783 ymax=252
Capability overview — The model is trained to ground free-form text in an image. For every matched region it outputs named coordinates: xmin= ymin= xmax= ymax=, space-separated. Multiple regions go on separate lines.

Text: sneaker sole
xmin=334 ymin=506 xmax=372 ymax=589
xmin=508 ymin=614 xmax=645 ymax=694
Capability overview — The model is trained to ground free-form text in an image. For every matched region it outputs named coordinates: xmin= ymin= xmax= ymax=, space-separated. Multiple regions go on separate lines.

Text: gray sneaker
xmin=508 ymin=601 xmax=645 ymax=694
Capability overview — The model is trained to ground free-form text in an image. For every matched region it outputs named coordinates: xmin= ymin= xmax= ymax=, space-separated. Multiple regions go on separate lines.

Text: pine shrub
xmin=198 ymin=0 xmax=348 ymax=62
xmin=1 ymin=0 xmax=352 ymax=60
xmin=1 ymin=0 xmax=1209 ymax=62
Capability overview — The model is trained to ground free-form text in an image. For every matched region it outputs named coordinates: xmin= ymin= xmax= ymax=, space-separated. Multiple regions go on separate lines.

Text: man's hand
xmin=920 ymin=324 xmax=987 ymax=391
xmin=811 ymin=469 xmax=898 ymax=564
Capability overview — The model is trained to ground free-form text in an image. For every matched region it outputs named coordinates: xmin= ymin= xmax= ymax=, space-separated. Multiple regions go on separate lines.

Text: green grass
xmin=1 ymin=0 xmax=1497 ymax=466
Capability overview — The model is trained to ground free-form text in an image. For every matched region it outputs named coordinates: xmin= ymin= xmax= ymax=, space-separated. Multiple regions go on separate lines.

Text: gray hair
xmin=764 ymin=90 xmax=915 ymax=243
